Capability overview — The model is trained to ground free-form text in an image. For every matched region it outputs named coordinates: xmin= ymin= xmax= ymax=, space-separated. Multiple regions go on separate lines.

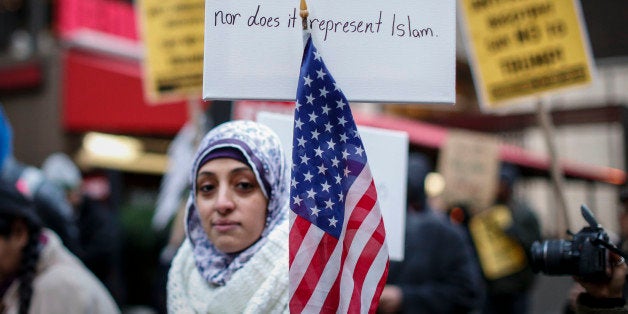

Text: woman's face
xmin=195 ymin=158 xmax=268 ymax=254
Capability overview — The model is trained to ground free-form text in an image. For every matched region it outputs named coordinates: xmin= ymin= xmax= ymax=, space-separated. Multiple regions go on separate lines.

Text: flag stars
xmin=337 ymin=116 xmax=347 ymax=127
xmin=306 ymin=94 xmax=315 ymax=104
xmin=291 ymin=178 xmax=298 ymax=189
xmin=344 ymin=167 xmax=351 ymax=177
xmin=339 ymin=133 xmax=348 ymax=143
xmin=308 ymin=111 xmax=319 ymax=122
xmin=313 ymin=50 xmax=322 ymax=61
xmin=293 ymin=195 xmax=302 ymax=205
xmin=328 ymin=216 xmax=338 ymax=228
xmin=310 ymin=206 xmax=320 ymax=216
xmin=295 ymin=101 xmax=302 ymax=111
xmin=331 ymin=157 xmax=340 ymax=168
xmin=311 ymin=129 xmax=321 ymax=140
xmin=297 ymin=136 xmax=307 ymax=147
xmin=303 ymin=171 xmax=314 ymax=182
xmin=295 ymin=118 xmax=304 ymax=130
xmin=319 ymin=87 xmax=329 ymax=98
xmin=336 ymin=99 xmax=347 ymax=109
xmin=324 ymin=122 xmax=333 ymax=132
xmin=303 ymin=75 xmax=313 ymax=87
xmin=326 ymin=139 xmax=336 ymax=150
xmin=300 ymin=155 xmax=310 ymax=164
xmin=306 ymin=188 xmax=316 ymax=199
xmin=316 ymin=68 xmax=327 ymax=80
xmin=334 ymin=174 xmax=342 ymax=184
xmin=321 ymin=181 xmax=331 ymax=192
xmin=317 ymin=163 xmax=328 ymax=174
xmin=324 ymin=199 xmax=335 ymax=209
xmin=321 ymin=104 xmax=331 ymax=115
xmin=342 ymin=149 xmax=350 ymax=160
xmin=314 ymin=147 xmax=324 ymax=158
xmin=355 ymin=146 xmax=364 ymax=156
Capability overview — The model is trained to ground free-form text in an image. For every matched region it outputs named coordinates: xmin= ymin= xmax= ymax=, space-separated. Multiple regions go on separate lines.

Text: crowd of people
xmin=2 ymin=107 xmax=628 ymax=313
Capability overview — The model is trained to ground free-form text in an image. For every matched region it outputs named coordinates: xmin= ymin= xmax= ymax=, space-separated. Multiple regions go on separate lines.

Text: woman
xmin=0 ymin=182 xmax=119 ymax=314
xmin=167 ymin=120 xmax=290 ymax=313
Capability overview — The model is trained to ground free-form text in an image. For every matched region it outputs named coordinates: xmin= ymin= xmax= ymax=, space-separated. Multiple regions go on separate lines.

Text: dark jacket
xmin=386 ymin=209 xmax=485 ymax=313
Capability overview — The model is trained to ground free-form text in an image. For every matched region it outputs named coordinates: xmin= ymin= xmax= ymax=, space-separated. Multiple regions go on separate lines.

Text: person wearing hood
xmin=167 ymin=120 xmax=290 ymax=313
xmin=0 ymin=182 xmax=119 ymax=314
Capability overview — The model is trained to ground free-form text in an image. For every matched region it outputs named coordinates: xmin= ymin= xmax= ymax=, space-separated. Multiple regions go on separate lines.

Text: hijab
xmin=185 ymin=120 xmax=289 ymax=286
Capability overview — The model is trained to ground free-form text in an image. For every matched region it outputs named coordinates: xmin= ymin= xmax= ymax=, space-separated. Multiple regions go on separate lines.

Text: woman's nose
xmin=214 ymin=186 xmax=235 ymax=214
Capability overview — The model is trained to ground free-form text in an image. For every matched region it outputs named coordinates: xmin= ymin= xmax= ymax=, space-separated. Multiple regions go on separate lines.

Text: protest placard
xmin=458 ymin=0 xmax=595 ymax=110
xmin=203 ymin=0 xmax=456 ymax=104
xmin=138 ymin=0 xmax=205 ymax=102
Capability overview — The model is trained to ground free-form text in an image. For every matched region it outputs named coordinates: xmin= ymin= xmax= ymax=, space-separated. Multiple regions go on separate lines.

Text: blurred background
xmin=0 ymin=0 xmax=626 ymax=313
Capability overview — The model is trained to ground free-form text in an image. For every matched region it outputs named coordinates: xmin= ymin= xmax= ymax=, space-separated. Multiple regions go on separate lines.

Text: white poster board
xmin=204 ymin=0 xmax=456 ymax=104
xmin=257 ymin=111 xmax=408 ymax=261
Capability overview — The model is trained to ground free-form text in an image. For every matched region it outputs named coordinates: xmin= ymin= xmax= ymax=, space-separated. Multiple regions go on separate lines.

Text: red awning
xmin=354 ymin=112 xmax=625 ymax=185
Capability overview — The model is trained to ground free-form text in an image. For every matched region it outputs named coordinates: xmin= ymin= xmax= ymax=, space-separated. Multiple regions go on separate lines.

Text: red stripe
xmin=289 ymin=215 xmax=310 ymax=265
xmin=291 ymin=231 xmax=338 ymax=312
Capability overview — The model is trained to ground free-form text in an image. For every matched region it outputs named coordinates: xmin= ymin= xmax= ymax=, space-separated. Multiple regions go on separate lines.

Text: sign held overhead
xmin=203 ymin=0 xmax=456 ymax=104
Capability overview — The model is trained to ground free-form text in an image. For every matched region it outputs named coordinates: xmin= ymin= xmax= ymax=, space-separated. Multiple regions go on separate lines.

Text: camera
xmin=530 ymin=204 xmax=615 ymax=282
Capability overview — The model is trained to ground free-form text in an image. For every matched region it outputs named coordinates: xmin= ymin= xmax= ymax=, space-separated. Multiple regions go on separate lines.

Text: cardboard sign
xmin=257 ymin=111 xmax=408 ymax=261
xmin=458 ymin=0 xmax=595 ymax=110
xmin=138 ymin=0 xmax=205 ymax=102
xmin=437 ymin=130 xmax=500 ymax=212
xmin=203 ymin=0 xmax=456 ymax=104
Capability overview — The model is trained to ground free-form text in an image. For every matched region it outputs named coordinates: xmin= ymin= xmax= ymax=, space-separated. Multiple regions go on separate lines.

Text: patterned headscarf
xmin=185 ymin=120 xmax=289 ymax=286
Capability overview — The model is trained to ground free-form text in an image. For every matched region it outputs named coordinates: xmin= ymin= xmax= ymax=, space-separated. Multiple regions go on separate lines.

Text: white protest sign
xmin=204 ymin=0 xmax=456 ymax=104
xmin=257 ymin=111 xmax=408 ymax=261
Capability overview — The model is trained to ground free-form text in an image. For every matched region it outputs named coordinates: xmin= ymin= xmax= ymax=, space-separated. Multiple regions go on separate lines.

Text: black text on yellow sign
xmin=139 ymin=0 xmax=205 ymax=101
xmin=459 ymin=0 xmax=594 ymax=109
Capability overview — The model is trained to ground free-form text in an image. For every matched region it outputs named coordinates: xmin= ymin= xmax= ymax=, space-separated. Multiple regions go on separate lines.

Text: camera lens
xmin=530 ymin=240 xmax=576 ymax=275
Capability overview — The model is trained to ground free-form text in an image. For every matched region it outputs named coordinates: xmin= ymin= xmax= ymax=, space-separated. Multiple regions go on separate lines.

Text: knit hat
xmin=0 ymin=181 xmax=42 ymax=226
xmin=41 ymin=153 xmax=82 ymax=191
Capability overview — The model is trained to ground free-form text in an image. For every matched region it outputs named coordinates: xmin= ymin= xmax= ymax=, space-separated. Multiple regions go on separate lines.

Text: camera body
xmin=530 ymin=205 xmax=610 ymax=282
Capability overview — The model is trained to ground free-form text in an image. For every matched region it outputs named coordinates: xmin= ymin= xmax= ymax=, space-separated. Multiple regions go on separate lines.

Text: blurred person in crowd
xmin=0 ymin=105 xmax=79 ymax=253
xmin=0 ymin=181 xmax=119 ymax=314
xmin=167 ymin=120 xmax=290 ymax=313
xmin=564 ymin=186 xmax=628 ymax=313
xmin=41 ymin=152 xmax=123 ymax=305
xmin=573 ymin=252 xmax=628 ymax=313
xmin=478 ymin=163 xmax=542 ymax=314
xmin=378 ymin=152 xmax=485 ymax=313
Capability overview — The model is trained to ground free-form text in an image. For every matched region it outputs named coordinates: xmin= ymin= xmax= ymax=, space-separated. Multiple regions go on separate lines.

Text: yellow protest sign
xmin=469 ymin=205 xmax=528 ymax=280
xmin=139 ymin=0 xmax=205 ymax=102
xmin=459 ymin=0 xmax=595 ymax=109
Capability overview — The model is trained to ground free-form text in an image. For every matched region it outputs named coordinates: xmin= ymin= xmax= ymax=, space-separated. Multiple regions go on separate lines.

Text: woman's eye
xmin=198 ymin=183 xmax=215 ymax=193
xmin=236 ymin=181 xmax=255 ymax=191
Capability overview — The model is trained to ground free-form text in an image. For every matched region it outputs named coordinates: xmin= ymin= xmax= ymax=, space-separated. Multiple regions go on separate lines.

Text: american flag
xmin=289 ymin=35 xmax=389 ymax=313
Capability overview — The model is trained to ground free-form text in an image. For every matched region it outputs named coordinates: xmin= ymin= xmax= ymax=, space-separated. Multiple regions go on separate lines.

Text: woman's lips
xmin=212 ymin=220 xmax=239 ymax=232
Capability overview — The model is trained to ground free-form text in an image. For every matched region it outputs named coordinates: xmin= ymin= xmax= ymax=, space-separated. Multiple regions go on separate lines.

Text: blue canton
xmin=291 ymin=38 xmax=368 ymax=239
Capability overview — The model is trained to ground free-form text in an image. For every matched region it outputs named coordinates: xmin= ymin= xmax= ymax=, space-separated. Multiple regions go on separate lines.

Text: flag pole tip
xmin=300 ymin=0 xmax=308 ymax=30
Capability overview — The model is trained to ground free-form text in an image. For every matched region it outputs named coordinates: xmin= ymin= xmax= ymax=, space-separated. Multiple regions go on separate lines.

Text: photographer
xmin=573 ymin=252 xmax=628 ymax=313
